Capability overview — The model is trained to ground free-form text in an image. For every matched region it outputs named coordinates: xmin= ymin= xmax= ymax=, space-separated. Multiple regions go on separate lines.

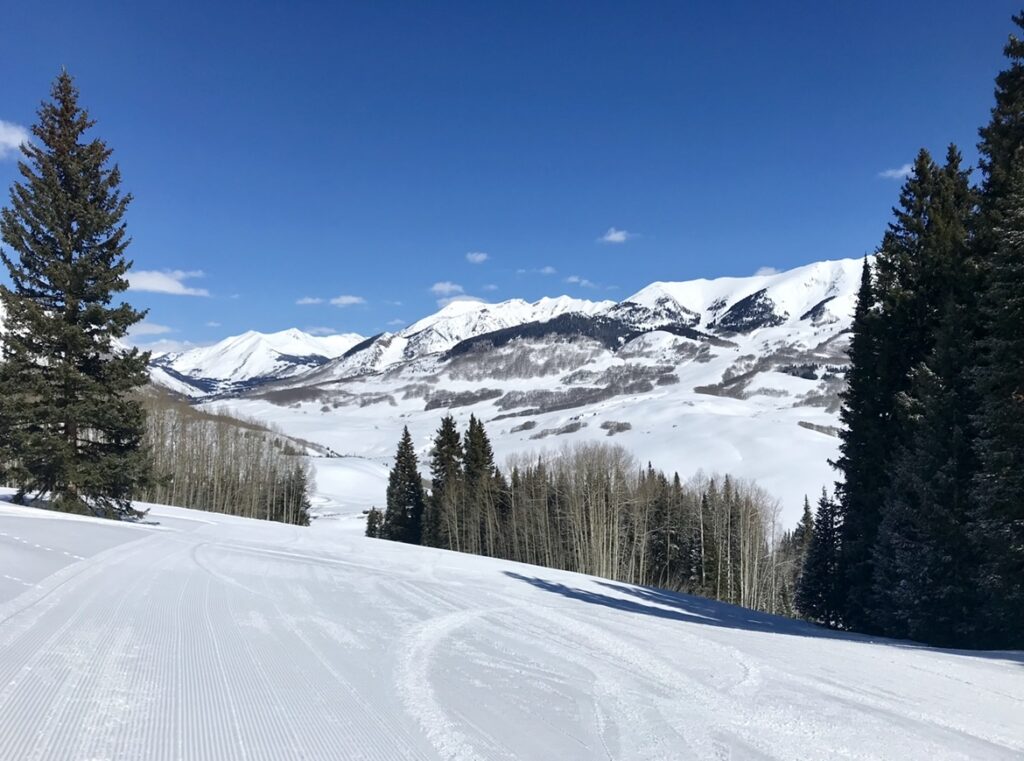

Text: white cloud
xmin=134 ymin=338 xmax=201 ymax=355
xmin=129 ymin=270 xmax=209 ymax=296
xmin=0 ymin=120 xmax=29 ymax=160
xmin=330 ymin=294 xmax=366 ymax=307
xmin=879 ymin=163 xmax=913 ymax=180
xmin=754 ymin=266 xmax=780 ymax=276
xmin=305 ymin=326 xmax=339 ymax=336
xmin=566 ymin=275 xmax=598 ymax=288
xmin=516 ymin=265 xmax=557 ymax=276
xmin=430 ymin=281 xmax=464 ymax=297
xmin=127 ymin=321 xmax=174 ymax=338
xmin=205 ymin=321 xmax=221 ymax=327
xmin=296 ymin=296 xmax=324 ymax=305
xmin=465 ymin=251 xmax=489 ymax=264
xmin=387 ymin=318 xmax=406 ymax=327
xmin=482 ymin=284 xmax=499 ymax=292
xmin=599 ymin=227 xmax=635 ymax=244
xmin=438 ymin=294 xmax=484 ymax=308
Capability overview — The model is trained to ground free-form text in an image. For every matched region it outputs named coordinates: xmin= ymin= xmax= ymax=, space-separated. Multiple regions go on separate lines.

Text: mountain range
xmin=154 ymin=257 xmax=864 ymax=524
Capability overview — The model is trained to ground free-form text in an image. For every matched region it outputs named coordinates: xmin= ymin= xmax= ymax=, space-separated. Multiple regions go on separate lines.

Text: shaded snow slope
xmin=0 ymin=491 xmax=1020 ymax=761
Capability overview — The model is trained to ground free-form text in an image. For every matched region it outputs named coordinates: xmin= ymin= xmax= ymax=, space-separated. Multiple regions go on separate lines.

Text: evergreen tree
xmin=796 ymin=490 xmax=842 ymax=628
xmin=972 ymin=150 xmax=1024 ymax=649
xmin=382 ymin=427 xmax=425 ymax=544
xmin=872 ymin=299 xmax=979 ymax=645
xmin=978 ymin=13 xmax=1024 ymax=233
xmin=365 ymin=507 xmax=384 ymax=539
xmin=833 ymin=258 xmax=884 ymax=631
xmin=0 ymin=72 xmax=150 ymax=517
xmin=793 ymin=496 xmax=814 ymax=559
xmin=425 ymin=415 xmax=462 ymax=549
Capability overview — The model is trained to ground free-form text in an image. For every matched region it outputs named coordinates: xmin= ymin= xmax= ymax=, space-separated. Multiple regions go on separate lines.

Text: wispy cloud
xmin=430 ymin=281 xmax=464 ymax=297
xmin=296 ymin=296 xmax=324 ymax=305
xmin=516 ymin=265 xmax=557 ymax=276
xmin=330 ymin=294 xmax=366 ymax=307
xmin=598 ymin=227 xmax=635 ymax=244
xmin=754 ymin=266 xmax=780 ymax=276
xmin=465 ymin=251 xmax=489 ymax=264
xmin=305 ymin=326 xmax=339 ymax=336
xmin=205 ymin=321 xmax=222 ymax=328
xmin=129 ymin=270 xmax=209 ymax=296
xmin=135 ymin=338 xmax=200 ymax=355
xmin=127 ymin=321 xmax=174 ymax=338
xmin=566 ymin=275 xmax=598 ymax=288
xmin=0 ymin=120 xmax=29 ymax=160
xmin=879 ymin=163 xmax=913 ymax=180
xmin=481 ymin=284 xmax=499 ymax=292
xmin=387 ymin=318 xmax=406 ymax=327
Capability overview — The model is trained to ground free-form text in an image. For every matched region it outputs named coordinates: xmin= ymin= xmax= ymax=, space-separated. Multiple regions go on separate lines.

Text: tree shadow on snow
xmin=502 ymin=572 xmax=1024 ymax=666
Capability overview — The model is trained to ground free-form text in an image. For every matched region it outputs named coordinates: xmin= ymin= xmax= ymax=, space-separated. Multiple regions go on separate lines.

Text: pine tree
xmin=833 ymin=258 xmax=884 ymax=631
xmin=0 ymin=72 xmax=150 ymax=517
xmin=971 ymin=150 xmax=1024 ymax=649
xmin=978 ymin=13 xmax=1024 ymax=233
xmin=382 ymin=427 xmax=425 ymax=544
xmin=793 ymin=496 xmax=814 ymax=560
xmin=425 ymin=415 xmax=462 ymax=549
xmin=796 ymin=489 xmax=842 ymax=628
xmin=365 ymin=507 xmax=384 ymax=538
xmin=872 ymin=300 xmax=979 ymax=645
xmin=462 ymin=415 xmax=497 ymax=555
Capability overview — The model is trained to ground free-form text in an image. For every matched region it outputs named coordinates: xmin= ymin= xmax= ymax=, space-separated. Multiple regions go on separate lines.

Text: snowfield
xmin=0 ymin=473 xmax=1021 ymax=761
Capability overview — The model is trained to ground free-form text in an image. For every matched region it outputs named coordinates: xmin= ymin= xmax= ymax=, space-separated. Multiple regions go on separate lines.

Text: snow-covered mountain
xmin=169 ymin=257 xmax=865 ymax=524
xmin=152 ymin=328 xmax=364 ymax=397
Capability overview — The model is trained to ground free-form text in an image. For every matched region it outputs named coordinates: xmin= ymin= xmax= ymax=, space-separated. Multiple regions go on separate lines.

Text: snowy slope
xmin=0 ymin=489 xmax=1020 ymax=761
xmin=152 ymin=328 xmax=364 ymax=396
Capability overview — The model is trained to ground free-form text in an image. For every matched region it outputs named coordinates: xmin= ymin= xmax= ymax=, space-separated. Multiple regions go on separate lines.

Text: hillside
xmin=168 ymin=258 xmax=864 ymax=524
xmin=0 ymin=479 xmax=1020 ymax=760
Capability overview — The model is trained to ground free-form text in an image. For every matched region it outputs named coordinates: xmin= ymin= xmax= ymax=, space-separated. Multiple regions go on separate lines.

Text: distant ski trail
xmin=0 ymin=502 xmax=1021 ymax=760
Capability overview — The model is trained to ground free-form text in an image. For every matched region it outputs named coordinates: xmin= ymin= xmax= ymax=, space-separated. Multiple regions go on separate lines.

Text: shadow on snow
xmin=502 ymin=571 xmax=1024 ymax=666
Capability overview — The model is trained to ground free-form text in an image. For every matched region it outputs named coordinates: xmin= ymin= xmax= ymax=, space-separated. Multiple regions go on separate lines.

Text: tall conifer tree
xmin=425 ymin=415 xmax=463 ymax=549
xmin=796 ymin=489 xmax=842 ymax=628
xmin=833 ymin=258 xmax=883 ymax=631
xmin=0 ymin=72 xmax=150 ymax=517
xmin=382 ymin=427 xmax=425 ymax=544
xmin=972 ymin=151 xmax=1024 ymax=649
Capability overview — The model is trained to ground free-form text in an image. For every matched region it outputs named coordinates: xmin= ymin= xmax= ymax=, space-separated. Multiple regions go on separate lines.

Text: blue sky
xmin=0 ymin=1 xmax=1018 ymax=350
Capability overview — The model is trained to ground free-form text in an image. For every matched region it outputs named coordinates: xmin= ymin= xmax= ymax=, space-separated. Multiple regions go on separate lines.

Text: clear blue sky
xmin=0 ymin=1 xmax=1018 ymax=350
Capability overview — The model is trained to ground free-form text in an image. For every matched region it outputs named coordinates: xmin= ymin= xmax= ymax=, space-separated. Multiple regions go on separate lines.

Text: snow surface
xmin=0 ymin=480 xmax=1021 ymax=761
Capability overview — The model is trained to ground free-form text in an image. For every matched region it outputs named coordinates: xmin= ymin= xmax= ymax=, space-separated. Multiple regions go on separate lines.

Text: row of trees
xmin=797 ymin=14 xmax=1024 ymax=649
xmin=138 ymin=393 xmax=312 ymax=525
xmin=369 ymin=416 xmax=811 ymax=616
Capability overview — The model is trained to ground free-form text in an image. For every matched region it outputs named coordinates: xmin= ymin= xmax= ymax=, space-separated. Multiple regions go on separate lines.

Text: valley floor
xmin=0 ymin=469 xmax=1021 ymax=761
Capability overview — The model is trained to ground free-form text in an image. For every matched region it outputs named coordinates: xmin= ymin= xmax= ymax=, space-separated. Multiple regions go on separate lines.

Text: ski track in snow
xmin=0 ymin=497 xmax=1021 ymax=761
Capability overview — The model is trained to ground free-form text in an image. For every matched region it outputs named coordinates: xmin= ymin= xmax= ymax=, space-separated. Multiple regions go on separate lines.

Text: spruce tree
xmin=382 ymin=427 xmax=425 ymax=544
xmin=972 ymin=150 xmax=1024 ymax=649
xmin=796 ymin=489 xmax=842 ymax=628
xmin=425 ymin=415 xmax=463 ymax=549
xmin=833 ymin=258 xmax=884 ymax=631
xmin=873 ymin=300 xmax=979 ymax=645
xmin=978 ymin=13 xmax=1024 ymax=232
xmin=0 ymin=71 xmax=150 ymax=517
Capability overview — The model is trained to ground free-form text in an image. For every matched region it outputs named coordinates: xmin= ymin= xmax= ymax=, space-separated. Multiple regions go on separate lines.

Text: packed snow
xmin=0 ymin=473 xmax=1020 ymax=761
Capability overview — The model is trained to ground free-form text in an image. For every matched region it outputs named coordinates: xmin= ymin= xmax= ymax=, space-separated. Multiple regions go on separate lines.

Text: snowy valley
xmin=154 ymin=257 xmax=863 ymax=524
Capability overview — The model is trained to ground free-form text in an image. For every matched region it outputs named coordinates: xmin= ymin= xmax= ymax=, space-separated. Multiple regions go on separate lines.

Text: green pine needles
xmin=0 ymin=72 xmax=151 ymax=518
